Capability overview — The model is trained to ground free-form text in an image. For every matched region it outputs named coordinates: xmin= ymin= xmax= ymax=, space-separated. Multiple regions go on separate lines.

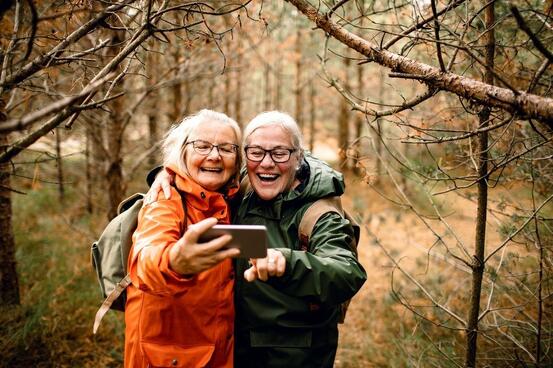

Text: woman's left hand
xmin=244 ymin=249 xmax=286 ymax=282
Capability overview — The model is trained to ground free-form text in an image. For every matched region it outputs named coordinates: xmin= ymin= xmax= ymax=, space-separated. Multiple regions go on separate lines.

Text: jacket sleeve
xmin=128 ymin=188 xmax=195 ymax=295
xmin=272 ymin=212 xmax=367 ymax=305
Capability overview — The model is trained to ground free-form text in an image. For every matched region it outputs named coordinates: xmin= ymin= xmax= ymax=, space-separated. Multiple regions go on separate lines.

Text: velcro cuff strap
xmin=93 ymin=274 xmax=131 ymax=334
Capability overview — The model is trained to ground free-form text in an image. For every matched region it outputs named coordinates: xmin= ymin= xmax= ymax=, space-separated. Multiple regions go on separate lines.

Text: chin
xmin=254 ymin=187 xmax=279 ymax=201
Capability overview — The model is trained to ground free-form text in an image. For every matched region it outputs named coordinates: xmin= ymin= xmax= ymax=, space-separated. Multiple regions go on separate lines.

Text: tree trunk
xmin=234 ymin=39 xmax=243 ymax=126
xmin=353 ymin=58 xmax=364 ymax=176
xmin=224 ymin=69 xmax=232 ymax=116
xmin=464 ymin=3 xmax=494 ymax=367
xmin=263 ymin=62 xmax=271 ymax=111
xmin=55 ymin=128 xmax=64 ymax=202
xmin=85 ymin=125 xmax=93 ymax=214
xmin=374 ymin=68 xmax=384 ymax=184
xmin=0 ymin=101 xmax=20 ymax=306
xmin=294 ymin=27 xmax=303 ymax=128
xmin=275 ymin=58 xmax=282 ymax=110
xmin=146 ymin=41 xmax=159 ymax=167
xmin=308 ymin=75 xmax=316 ymax=152
xmin=105 ymin=34 xmax=126 ymax=220
xmin=338 ymin=51 xmax=351 ymax=169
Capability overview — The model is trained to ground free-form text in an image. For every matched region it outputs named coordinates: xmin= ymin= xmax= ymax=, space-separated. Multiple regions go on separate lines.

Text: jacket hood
xmin=283 ymin=152 xmax=345 ymax=202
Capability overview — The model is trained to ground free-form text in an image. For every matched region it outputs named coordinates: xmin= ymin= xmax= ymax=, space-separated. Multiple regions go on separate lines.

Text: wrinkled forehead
xmin=189 ymin=120 xmax=238 ymax=143
xmin=246 ymin=124 xmax=294 ymax=147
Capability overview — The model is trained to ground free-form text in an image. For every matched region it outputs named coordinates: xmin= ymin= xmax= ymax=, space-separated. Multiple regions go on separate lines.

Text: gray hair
xmin=161 ymin=109 xmax=242 ymax=185
xmin=243 ymin=111 xmax=304 ymax=154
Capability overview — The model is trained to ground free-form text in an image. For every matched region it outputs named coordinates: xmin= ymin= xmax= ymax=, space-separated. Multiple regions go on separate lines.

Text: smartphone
xmin=198 ymin=224 xmax=268 ymax=259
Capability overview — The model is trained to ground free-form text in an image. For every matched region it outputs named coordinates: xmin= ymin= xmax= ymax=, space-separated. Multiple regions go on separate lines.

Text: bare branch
xmin=285 ymin=0 xmax=553 ymax=128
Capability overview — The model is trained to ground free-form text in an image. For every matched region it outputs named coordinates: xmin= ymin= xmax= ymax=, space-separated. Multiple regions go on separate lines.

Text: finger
xmin=266 ymin=255 xmax=277 ymax=276
xmin=244 ymin=265 xmax=257 ymax=282
xmin=184 ymin=217 xmax=219 ymax=243
xmin=213 ymin=247 xmax=241 ymax=261
xmin=198 ymin=234 xmax=233 ymax=254
xmin=275 ymin=254 xmax=286 ymax=277
xmin=162 ymin=180 xmax=172 ymax=200
xmin=256 ymin=258 xmax=269 ymax=281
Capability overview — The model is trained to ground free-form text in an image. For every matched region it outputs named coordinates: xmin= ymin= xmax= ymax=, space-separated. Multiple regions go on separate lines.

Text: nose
xmin=207 ymin=146 xmax=222 ymax=159
xmin=259 ymin=151 xmax=275 ymax=167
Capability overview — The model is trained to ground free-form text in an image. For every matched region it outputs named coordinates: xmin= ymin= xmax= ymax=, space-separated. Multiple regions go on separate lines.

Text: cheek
xmin=246 ymin=160 xmax=258 ymax=172
xmin=186 ymin=153 xmax=201 ymax=172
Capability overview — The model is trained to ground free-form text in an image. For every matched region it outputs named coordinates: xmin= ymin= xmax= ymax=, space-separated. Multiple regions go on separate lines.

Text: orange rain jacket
xmin=124 ymin=167 xmax=236 ymax=368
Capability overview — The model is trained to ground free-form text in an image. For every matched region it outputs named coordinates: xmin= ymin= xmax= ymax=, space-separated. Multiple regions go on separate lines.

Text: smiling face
xmin=184 ymin=120 xmax=238 ymax=191
xmin=245 ymin=125 xmax=301 ymax=201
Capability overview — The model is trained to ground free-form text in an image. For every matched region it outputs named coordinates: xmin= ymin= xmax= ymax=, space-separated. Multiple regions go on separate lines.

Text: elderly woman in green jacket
xmin=150 ymin=110 xmax=366 ymax=367
xmin=233 ymin=111 xmax=366 ymax=368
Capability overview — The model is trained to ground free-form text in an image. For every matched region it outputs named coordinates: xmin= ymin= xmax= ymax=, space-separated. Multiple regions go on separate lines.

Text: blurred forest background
xmin=1 ymin=0 xmax=552 ymax=367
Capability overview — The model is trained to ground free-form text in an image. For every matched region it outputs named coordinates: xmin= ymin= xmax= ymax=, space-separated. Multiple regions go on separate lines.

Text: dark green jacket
xmin=234 ymin=154 xmax=367 ymax=368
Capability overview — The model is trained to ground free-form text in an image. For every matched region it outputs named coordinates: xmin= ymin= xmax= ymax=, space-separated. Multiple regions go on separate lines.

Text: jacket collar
xmin=167 ymin=165 xmax=237 ymax=220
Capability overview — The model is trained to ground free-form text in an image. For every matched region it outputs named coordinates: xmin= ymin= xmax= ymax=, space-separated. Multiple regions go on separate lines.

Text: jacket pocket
xmin=250 ymin=329 xmax=312 ymax=348
xmin=141 ymin=342 xmax=215 ymax=368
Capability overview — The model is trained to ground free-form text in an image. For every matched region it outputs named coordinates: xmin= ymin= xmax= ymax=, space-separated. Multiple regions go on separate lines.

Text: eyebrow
xmin=247 ymin=145 xmax=293 ymax=149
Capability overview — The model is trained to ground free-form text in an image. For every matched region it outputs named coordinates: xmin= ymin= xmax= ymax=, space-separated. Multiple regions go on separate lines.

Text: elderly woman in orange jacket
xmin=124 ymin=109 xmax=242 ymax=368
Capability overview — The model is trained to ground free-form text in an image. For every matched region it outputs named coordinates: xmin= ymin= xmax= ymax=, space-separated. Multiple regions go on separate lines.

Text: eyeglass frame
xmin=244 ymin=145 xmax=298 ymax=163
xmin=185 ymin=140 xmax=238 ymax=157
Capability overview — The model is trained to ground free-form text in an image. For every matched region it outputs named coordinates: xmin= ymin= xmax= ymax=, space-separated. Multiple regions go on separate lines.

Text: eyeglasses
xmin=244 ymin=146 xmax=297 ymax=163
xmin=186 ymin=140 xmax=238 ymax=157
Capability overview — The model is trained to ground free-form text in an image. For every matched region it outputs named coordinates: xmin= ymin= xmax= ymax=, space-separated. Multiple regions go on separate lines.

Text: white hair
xmin=243 ymin=111 xmax=304 ymax=152
xmin=161 ymin=109 xmax=242 ymax=184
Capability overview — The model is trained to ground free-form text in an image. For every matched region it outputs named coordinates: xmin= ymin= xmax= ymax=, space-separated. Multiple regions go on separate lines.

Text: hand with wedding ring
xmin=244 ymin=248 xmax=286 ymax=282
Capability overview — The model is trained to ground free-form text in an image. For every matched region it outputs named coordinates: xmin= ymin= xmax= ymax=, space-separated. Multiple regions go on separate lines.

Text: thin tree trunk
xmin=353 ymin=59 xmax=364 ymax=176
xmin=308 ymin=76 xmax=316 ymax=152
xmin=105 ymin=34 xmax=125 ymax=220
xmin=275 ymin=58 xmax=282 ymax=110
xmin=207 ymin=68 xmax=215 ymax=109
xmin=532 ymin=164 xmax=544 ymax=366
xmin=146 ymin=41 xmax=159 ymax=167
xmin=295 ymin=27 xmax=303 ymax=128
xmin=338 ymin=51 xmax=351 ymax=169
xmin=234 ymin=39 xmax=243 ymax=126
xmin=263 ymin=62 xmax=271 ymax=111
xmin=0 ymin=100 xmax=19 ymax=306
xmin=85 ymin=124 xmax=93 ymax=214
xmin=464 ymin=3 xmax=494 ymax=367
xmin=224 ymin=69 xmax=232 ymax=116
xmin=55 ymin=128 xmax=64 ymax=202
xmin=171 ymin=65 xmax=182 ymax=122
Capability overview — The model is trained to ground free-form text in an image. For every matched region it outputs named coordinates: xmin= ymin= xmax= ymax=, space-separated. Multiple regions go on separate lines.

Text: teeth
xmin=258 ymin=173 xmax=279 ymax=181
xmin=202 ymin=168 xmax=222 ymax=172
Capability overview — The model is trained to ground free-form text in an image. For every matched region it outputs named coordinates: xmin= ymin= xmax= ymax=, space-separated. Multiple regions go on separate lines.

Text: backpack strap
xmin=298 ymin=197 xmax=344 ymax=252
xmin=93 ymin=274 xmax=131 ymax=334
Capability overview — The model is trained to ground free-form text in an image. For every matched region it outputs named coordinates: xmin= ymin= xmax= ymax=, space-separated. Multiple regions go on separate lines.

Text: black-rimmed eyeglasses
xmin=244 ymin=146 xmax=297 ymax=163
xmin=186 ymin=140 xmax=238 ymax=157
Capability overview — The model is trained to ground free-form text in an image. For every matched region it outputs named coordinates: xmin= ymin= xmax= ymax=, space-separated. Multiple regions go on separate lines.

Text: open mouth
xmin=201 ymin=167 xmax=223 ymax=173
xmin=257 ymin=173 xmax=279 ymax=182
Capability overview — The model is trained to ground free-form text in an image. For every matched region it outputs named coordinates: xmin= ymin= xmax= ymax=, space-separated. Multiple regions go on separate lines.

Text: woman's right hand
xmin=169 ymin=217 xmax=240 ymax=276
xmin=146 ymin=168 xmax=175 ymax=202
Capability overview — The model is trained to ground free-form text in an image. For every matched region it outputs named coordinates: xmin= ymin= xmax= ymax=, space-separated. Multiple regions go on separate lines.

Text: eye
xmin=248 ymin=148 xmax=265 ymax=158
xmin=219 ymin=144 xmax=236 ymax=153
xmin=194 ymin=141 xmax=213 ymax=153
xmin=271 ymin=149 xmax=288 ymax=159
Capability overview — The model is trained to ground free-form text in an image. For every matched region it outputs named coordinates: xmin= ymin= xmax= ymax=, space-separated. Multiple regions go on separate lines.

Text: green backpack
xmin=91 ymin=193 xmax=144 ymax=333
xmin=297 ymin=196 xmax=360 ymax=323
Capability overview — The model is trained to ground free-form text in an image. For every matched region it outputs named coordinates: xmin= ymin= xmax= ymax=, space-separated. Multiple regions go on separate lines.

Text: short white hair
xmin=243 ymin=111 xmax=304 ymax=151
xmin=161 ymin=109 xmax=242 ymax=184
